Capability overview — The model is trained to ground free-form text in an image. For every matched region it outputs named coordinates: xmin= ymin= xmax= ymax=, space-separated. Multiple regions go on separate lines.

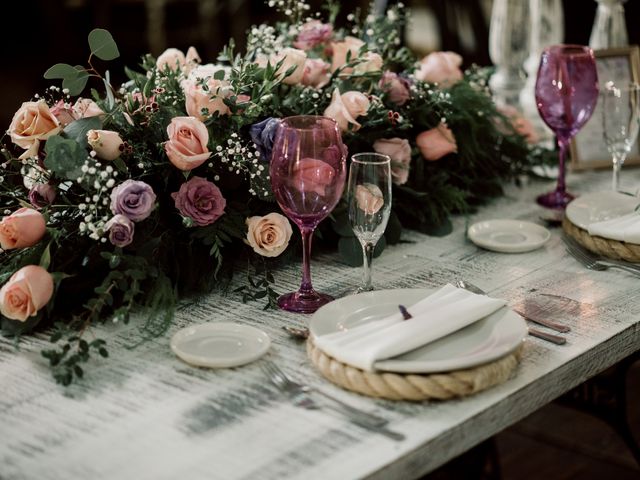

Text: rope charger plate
xmin=306 ymin=288 xmax=525 ymax=401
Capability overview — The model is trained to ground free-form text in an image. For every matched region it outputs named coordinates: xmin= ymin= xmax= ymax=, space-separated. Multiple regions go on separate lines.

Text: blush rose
xmin=0 ymin=208 xmax=46 ymax=250
xmin=245 ymin=212 xmax=293 ymax=257
xmin=0 ymin=265 xmax=54 ymax=322
xmin=164 ymin=116 xmax=211 ymax=171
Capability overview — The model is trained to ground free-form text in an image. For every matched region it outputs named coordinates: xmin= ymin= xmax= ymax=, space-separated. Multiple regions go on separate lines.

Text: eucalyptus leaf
xmin=44 ymin=63 xmax=79 ymax=80
xmin=62 ymin=69 xmax=89 ymax=96
xmin=44 ymin=136 xmax=87 ymax=181
xmin=213 ymin=69 xmax=226 ymax=80
xmin=88 ymin=29 xmax=120 ymax=61
xmin=63 ymin=117 xmax=102 ymax=148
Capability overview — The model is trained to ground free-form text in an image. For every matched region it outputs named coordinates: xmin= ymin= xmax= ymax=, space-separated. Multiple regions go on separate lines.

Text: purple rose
xmin=105 ymin=214 xmax=135 ymax=247
xmin=250 ymin=117 xmax=281 ymax=163
xmin=293 ymin=20 xmax=333 ymax=50
xmin=28 ymin=184 xmax=56 ymax=209
xmin=171 ymin=176 xmax=226 ymax=226
xmin=110 ymin=179 xmax=156 ymax=222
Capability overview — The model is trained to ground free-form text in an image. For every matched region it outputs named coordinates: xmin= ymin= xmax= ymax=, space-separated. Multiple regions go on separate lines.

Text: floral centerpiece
xmin=0 ymin=0 xmax=544 ymax=384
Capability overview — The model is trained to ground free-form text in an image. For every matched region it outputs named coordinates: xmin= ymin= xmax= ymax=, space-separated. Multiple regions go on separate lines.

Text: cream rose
xmin=0 ymin=265 xmax=54 ymax=322
xmin=87 ymin=129 xmax=124 ymax=161
xmin=301 ymin=59 xmax=331 ymax=88
xmin=245 ymin=213 xmax=293 ymax=257
xmin=353 ymin=52 xmax=383 ymax=75
xmin=184 ymin=46 xmax=201 ymax=74
xmin=414 ymin=51 xmax=463 ymax=87
xmin=156 ymin=48 xmax=186 ymax=71
xmin=258 ymin=48 xmax=307 ymax=85
xmin=8 ymin=100 xmax=61 ymax=159
xmin=373 ymin=138 xmax=412 ymax=185
xmin=164 ymin=116 xmax=211 ymax=171
xmin=0 ymin=207 xmax=46 ymax=250
xmin=416 ymin=124 xmax=458 ymax=161
xmin=323 ymin=88 xmax=370 ymax=132
xmin=184 ymin=78 xmax=233 ymax=120
xmin=330 ymin=36 xmax=365 ymax=72
xmin=355 ymin=184 xmax=384 ymax=215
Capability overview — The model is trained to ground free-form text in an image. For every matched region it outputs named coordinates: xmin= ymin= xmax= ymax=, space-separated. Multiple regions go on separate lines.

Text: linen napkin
xmin=313 ymin=284 xmax=506 ymax=371
xmin=587 ymin=212 xmax=640 ymax=243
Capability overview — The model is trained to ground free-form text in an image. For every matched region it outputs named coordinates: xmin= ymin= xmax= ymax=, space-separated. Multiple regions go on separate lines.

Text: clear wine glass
xmin=602 ymin=81 xmax=640 ymax=192
xmin=347 ymin=153 xmax=392 ymax=292
xmin=269 ymin=115 xmax=347 ymax=313
xmin=535 ymin=44 xmax=599 ymax=209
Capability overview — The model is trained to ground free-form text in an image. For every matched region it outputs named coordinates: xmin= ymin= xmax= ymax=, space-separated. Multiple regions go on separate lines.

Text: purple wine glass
xmin=535 ymin=44 xmax=598 ymax=209
xmin=269 ymin=116 xmax=347 ymax=313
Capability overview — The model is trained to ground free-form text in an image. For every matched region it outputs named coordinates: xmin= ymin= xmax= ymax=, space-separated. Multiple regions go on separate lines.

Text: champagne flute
xmin=602 ymin=81 xmax=640 ymax=192
xmin=347 ymin=153 xmax=392 ymax=292
xmin=535 ymin=45 xmax=599 ymax=209
xmin=269 ymin=115 xmax=347 ymax=313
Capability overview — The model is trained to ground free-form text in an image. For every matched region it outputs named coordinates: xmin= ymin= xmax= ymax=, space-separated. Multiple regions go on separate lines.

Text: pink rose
xmin=184 ymin=78 xmax=233 ymax=120
xmin=323 ymin=88 xmax=370 ymax=132
xmin=258 ymin=48 xmax=307 ymax=85
xmin=379 ymin=71 xmax=411 ymax=106
xmin=245 ymin=212 xmax=293 ymax=257
xmin=497 ymin=105 xmax=539 ymax=144
xmin=72 ymin=98 xmax=104 ymax=119
xmin=156 ymin=48 xmax=186 ymax=71
xmin=0 ymin=265 xmax=54 ymax=322
xmin=415 ymin=51 xmax=463 ymax=87
xmin=353 ymin=52 xmax=383 ymax=75
xmin=184 ymin=46 xmax=201 ymax=74
xmin=416 ymin=124 xmax=458 ymax=161
xmin=164 ymin=116 xmax=211 ymax=171
xmin=87 ymin=129 xmax=124 ymax=161
xmin=301 ymin=59 xmax=331 ymax=88
xmin=50 ymin=100 xmax=76 ymax=126
xmin=8 ymin=100 xmax=61 ymax=159
xmin=293 ymin=20 xmax=333 ymax=50
xmin=355 ymin=184 xmax=384 ymax=215
xmin=331 ymin=36 xmax=365 ymax=72
xmin=172 ymin=176 xmax=226 ymax=226
xmin=291 ymin=158 xmax=336 ymax=196
xmin=373 ymin=137 xmax=412 ymax=185
xmin=0 ymin=208 xmax=46 ymax=250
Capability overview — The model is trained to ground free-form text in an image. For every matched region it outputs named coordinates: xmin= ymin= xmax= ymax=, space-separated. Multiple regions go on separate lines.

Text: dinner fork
xmin=562 ymin=236 xmax=640 ymax=276
xmin=260 ymin=360 xmax=405 ymax=441
xmin=455 ymin=280 xmax=567 ymax=345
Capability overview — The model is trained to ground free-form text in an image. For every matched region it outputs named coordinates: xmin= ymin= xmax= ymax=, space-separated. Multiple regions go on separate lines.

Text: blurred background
xmin=1 ymin=0 xmax=639 ymax=128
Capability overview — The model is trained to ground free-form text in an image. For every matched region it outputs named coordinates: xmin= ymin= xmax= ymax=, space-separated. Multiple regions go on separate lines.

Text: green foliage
xmin=44 ymin=63 xmax=89 ymax=96
xmin=234 ymin=261 xmax=279 ymax=309
xmin=63 ymin=117 xmax=102 ymax=148
xmin=44 ymin=136 xmax=87 ymax=181
xmin=88 ymin=28 xmax=120 ymax=61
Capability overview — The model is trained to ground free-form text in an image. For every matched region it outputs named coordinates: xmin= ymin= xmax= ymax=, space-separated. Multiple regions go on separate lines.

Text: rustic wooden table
xmin=2 ymin=168 xmax=639 ymax=480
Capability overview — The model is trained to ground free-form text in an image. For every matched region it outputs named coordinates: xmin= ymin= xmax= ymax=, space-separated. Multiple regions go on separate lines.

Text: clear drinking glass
xmin=269 ymin=115 xmax=347 ymax=313
xmin=535 ymin=44 xmax=599 ymax=209
xmin=602 ymin=81 xmax=640 ymax=191
xmin=347 ymin=153 xmax=392 ymax=292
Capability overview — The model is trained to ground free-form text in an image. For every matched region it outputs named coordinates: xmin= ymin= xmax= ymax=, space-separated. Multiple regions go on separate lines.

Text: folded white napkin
xmin=313 ymin=284 xmax=506 ymax=371
xmin=587 ymin=212 xmax=640 ymax=243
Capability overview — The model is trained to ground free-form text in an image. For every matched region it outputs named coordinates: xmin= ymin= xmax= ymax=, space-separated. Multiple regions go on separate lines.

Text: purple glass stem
xmin=556 ymin=136 xmax=569 ymax=195
xmin=299 ymin=226 xmax=314 ymax=294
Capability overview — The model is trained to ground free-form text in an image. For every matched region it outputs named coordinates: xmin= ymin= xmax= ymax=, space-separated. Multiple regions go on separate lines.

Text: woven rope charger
xmin=562 ymin=216 xmax=640 ymax=263
xmin=306 ymin=337 xmax=523 ymax=401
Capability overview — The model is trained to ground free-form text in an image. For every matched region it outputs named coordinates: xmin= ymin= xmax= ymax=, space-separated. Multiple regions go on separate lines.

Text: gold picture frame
xmin=570 ymin=45 xmax=640 ymax=170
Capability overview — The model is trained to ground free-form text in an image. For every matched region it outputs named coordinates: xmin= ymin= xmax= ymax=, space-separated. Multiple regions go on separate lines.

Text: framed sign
xmin=570 ymin=45 xmax=640 ymax=170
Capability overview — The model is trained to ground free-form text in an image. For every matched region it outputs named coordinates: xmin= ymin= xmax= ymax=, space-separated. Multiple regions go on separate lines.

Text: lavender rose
xmin=110 ymin=180 xmax=156 ymax=222
xmin=171 ymin=176 xmax=226 ymax=226
xmin=28 ymin=184 xmax=56 ymax=209
xmin=105 ymin=214 xmax=135 ymax=247
xmin=250 ymin=117 xmax=281 ymax=163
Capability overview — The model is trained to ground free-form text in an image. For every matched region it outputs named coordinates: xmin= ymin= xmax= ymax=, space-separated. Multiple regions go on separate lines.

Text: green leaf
xmin=213 ymin=69 xmax=226 ymax=80
xmin=63 ymin=68 xmax=89 ymax=96
xmin=88 ymin=28 xmax=120 ymax=61
xmin=40 ymin=243 xmax=51 ymax=270
xmin=63 ymin=117 xmax=102 ymax=148
xmin=44 ymin=63 xmax=79 ymax=79
xmin=44 ymin=136 xmax=87 ymax=181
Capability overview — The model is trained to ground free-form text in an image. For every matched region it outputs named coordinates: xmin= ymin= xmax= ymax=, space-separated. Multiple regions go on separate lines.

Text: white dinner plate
xmin=309 ymin=289 xmax=527 ymax=373
xmin=467 ymin=219 xmax=551 ymax=253
xmin=171 ymin=322 xmax=270 ymax=368
xmin=565 ymin=191 xmax=638 ymax=230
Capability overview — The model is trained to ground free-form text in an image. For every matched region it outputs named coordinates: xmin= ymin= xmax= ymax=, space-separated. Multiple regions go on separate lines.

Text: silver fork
xmin=455 ymin=280 xmax=567 ymax=345
xmin=260 ymin=360 xmax=405 ymax=441
xmin=562 ymin=236 xmax=640 ymax=276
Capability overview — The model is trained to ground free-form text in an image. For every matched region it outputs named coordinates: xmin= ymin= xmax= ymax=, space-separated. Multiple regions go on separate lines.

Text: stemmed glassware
xmin=601 ymin=81 xmax=640 ymax=192
xmin=535 ymin=44 xmax=599 ymax=209
xmin=269 ymin=116 xmax=347 ymax=313
xmin=347 ymin=153 xmax=392 ymax=293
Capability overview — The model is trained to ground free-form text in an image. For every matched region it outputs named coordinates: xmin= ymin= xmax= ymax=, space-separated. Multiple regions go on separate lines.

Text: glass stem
xmin=612 ymin=154 xmax=624 ymax=191
xmin=361 ymin=241 xmax=374 ymax=291
xmin=299 ymin=226 xmax=314 ymax=294
xmin=556 ymin=137 xmax=568 ymax=194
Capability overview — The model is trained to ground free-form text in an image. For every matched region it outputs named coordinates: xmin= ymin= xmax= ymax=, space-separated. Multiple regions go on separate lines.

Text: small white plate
xmin=309 ymin=289 xmax=527 ymax=374
xmin=171 ymin=322 xmax=270 ymax=368
xmin=468 ymin=219 xmax=551 ymax=253
xmin=565 ymin=191 xmax=638 ymax=230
